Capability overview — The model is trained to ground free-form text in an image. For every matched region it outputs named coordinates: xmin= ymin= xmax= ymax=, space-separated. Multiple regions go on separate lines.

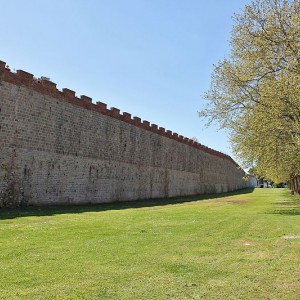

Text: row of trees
xmin=199 ymin=0 xmax=300 ymax=193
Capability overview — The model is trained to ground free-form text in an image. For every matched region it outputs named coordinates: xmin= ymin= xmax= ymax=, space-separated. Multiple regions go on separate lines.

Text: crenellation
xmin=40 ymin=79 xmax=57 ymax=91
xmin=0 ymin=61 xmax=5 ymax=76
xmin=159 ymin=127 xmax=165 ymax=134
xmin=16 ymin=70 xmax=34 ymax=86
xmin=166 ymin=130 xmax=172 ymax=138
xmin=133 ymin=117 xmax=142 ymax=126
xmin=62 ymin=88 xmax=76 ymax=99
xmin=172 ymin=132 xmax=178 ymax=139
xmin=0 ymin=60 xmax=254 ymax=207
xmin=151 ymin=124 xmax=158 ymax=133
xmin=122 ymin=112 xmax=131 ymax=122
xmin=142 ymin=120 xmax=150 ymax=129
xmin=96 ymin=101 xmax=107 ymax=113
xmin=0 ymin=61 xmax=242 ymax=163
xmin=111 ymin=107 xmax=120 ymax=118
xmin=80 ymin=95 xmax=92 ymax=104
xmin=0 ymin=62 xmax=5 ymax=82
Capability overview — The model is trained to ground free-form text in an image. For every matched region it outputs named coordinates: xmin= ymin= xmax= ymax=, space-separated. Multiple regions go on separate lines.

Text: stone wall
xmin=0 ymin=61 xmax=253 ymax=207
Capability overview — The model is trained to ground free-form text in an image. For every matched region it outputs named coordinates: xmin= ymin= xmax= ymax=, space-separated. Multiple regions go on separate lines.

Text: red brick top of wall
xmin=0 ymin=60 xmax=238 ymax=166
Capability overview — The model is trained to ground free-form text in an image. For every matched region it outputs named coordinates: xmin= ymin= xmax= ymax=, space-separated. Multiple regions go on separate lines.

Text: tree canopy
xmin=199 ymin=0 xmax=300 ymax=189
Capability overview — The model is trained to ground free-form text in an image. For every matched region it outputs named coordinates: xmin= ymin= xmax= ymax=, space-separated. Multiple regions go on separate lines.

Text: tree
xmin=199 ymin=0 xmax=300 ymax=193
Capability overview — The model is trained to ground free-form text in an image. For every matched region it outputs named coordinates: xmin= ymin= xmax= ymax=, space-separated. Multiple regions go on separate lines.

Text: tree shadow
xmin=269 ymin=196 xmax=300 ymax=216
xmin=0 ymin=188 xmax=255 ymax=220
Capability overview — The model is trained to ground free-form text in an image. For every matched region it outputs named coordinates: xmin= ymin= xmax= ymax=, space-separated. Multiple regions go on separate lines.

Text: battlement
xmin=0 ymin=60 xmax=236 ymax=165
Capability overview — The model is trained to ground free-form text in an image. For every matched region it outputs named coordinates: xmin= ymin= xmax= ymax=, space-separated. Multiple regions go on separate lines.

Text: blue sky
xmin=1 ymin=0 xmax=249 ymax=163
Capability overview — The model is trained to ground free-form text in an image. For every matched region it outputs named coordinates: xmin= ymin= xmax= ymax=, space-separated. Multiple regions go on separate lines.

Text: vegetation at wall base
xmin=0 ymin=188 xmax=299 ymax=299
xmin=199 ymin=0 xmax=300 ymax=193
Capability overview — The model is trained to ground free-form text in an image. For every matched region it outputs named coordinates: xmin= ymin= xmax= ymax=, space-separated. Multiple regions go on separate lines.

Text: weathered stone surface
xmin=0 ymin=75 xmax=253 ymax=207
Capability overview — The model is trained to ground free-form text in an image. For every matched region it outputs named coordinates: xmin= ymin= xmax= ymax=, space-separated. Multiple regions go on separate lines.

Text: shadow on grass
xmin=270 ymin=195 xmax=300 ymax=216
xmin=0 ymin=188 xmax=255 ymax=220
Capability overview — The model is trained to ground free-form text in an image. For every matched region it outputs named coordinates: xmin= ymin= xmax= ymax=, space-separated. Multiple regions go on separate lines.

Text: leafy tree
xmin=199 ymin=0 xmax=300 ymax=192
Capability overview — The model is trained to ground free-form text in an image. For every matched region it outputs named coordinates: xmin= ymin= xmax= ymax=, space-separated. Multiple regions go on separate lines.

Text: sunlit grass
xmin=0 ymin=188 xmax=299 ymax=299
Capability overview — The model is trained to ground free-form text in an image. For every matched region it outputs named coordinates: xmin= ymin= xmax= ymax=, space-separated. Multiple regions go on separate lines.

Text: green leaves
xmin=200 ymin=0 xmax=300 ymax=185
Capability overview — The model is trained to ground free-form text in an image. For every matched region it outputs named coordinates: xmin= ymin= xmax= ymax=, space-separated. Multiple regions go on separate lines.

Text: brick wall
xmin=0 ymin=61 xmax=253 ymax=207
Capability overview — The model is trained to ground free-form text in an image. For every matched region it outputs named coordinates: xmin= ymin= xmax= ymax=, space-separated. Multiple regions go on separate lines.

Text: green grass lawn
xmin=0 ymin=188 xmax=299 ymax=299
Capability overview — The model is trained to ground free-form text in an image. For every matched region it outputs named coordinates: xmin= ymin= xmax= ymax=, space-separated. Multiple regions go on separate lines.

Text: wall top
xmin=0 ymin=59 xmax=238 ymax=166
